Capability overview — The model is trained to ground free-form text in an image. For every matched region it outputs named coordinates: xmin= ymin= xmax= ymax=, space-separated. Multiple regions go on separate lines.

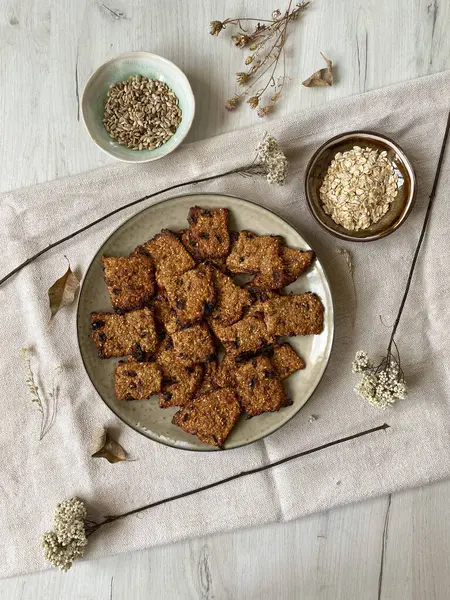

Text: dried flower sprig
xmin=211 ymin=2 xmax=310 ymax=115
xmin=256 ymin=132 xmax=288 ymax=184
xmin=42 ymin=423 xmax=389 ymax=571
xmin=42 ymin=498 xmax=88 ymax=571
xmin=0 ymin=133 xmax=288 ymax=288
xmin=20 ymin=347 xmax=62 ymax=440
xmin=352 ymin=349 xmax=407 ymax=409
xmin=351 ymin=107 xmax=450 ymax=408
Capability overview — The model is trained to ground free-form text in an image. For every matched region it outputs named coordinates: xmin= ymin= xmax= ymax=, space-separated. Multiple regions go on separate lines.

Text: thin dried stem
xmin=85 ymin=423 xmax=389 ymax=538
xmin=216 ymin=1 xmax=309 ymax=113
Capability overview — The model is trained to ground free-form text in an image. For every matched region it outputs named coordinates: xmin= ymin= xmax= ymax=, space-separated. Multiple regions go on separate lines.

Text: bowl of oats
xmin=304 ymin=131 xmax=416 ymax=241
xmin=81 ymin=51 xmax=195 ymax=163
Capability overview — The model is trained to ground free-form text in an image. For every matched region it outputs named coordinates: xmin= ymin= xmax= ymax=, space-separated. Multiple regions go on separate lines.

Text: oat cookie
xmin=171 ymin=323 xmax=216 ymax=366
xmin=226 ymin=231 xmax=285 ymax=289
xmin=172 ymin=388 xmax=241 ymax=447
xmin=263 ymin=293 xmax=324 ymax=337
xmin=210 ymin=267 xmax=253 ymax=326
xmin=155 ymin=339 xmax=203 ymax=408
xmin=235 ymin=355 xmax=286 ymax=417
xmin=270 ymin=343 xmax=306 ymax=380
xmin=252 ymin=247 xmax=315 ymax=289
xmin=102 ymin=254 xmax=155 ymax=313
xmin=140 ymin=229 xmax=195 ymax=288
xmin=150 ymin=294 xmax=180 ymax=335
xmin=114 ymin=361 xmax=162 ymax=401
xmin=187 ymin=206 xmax=230 ymax=259
xmin=91 ymin=308 xmax=158 ymax=359
xmin=220 ymin=313 xmax=274 ymax=360
xmin=165 ymin=263 xmax=215 ymax=327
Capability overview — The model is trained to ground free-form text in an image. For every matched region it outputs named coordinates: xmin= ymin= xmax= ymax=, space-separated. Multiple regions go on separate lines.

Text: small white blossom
xmin=41 ymin=498 xmax=88 ymax=572
xmin=352 ymin=350 xmax=407 ymax=409
xmin=352 ymin=350 xmax=373 ymax=373
xmin=256 ymin=132 xmax=288 ymax=185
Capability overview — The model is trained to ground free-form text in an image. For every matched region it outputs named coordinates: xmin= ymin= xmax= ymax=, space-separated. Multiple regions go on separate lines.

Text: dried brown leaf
xmin=302 ymin=52 xmax=333 ymax=87
xmin=48 ymin=259 xmax=80 ymax=323
xmin=91 ymin=428 xmax=127 ymax=463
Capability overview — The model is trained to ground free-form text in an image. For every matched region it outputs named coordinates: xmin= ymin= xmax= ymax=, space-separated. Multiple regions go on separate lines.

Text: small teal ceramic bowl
xmin=81 ymin=51 xmax=195 ymax=163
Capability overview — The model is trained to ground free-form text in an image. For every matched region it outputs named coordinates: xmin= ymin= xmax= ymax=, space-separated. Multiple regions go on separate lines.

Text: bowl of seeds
xmin=81 ymin=51 xmax=195 ymax=163
xmin=304 ymin=131 xmax=416 ymax=241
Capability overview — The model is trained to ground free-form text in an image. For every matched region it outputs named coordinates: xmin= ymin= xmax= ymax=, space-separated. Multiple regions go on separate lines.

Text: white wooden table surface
xmin=1 ymin=0 xmax=449 ymax=598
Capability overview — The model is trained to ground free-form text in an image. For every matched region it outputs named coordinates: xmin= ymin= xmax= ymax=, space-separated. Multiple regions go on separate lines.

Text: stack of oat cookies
xmin=91 ymin=206 xmax=324 ymax=448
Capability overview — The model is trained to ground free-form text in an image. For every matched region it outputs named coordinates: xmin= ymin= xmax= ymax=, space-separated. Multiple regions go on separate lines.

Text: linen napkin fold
xmin=1 ymin=70 xmax=450 ymax=578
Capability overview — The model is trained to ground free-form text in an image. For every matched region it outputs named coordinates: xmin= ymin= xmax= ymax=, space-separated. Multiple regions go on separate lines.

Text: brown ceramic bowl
xmin=304 ymin=131 xmax=417 ymax=242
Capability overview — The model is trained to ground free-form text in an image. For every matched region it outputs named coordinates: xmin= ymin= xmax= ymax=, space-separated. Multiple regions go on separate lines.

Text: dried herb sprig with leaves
xmin=42 ymin=423 xmax=389 ymax=571
xmin=210 ymin=1 xmax=310 ymax=116
xmin=0 ymin=133 xmax=287 ymax=289
xmin=352 ymin=107 xmax=450 ymax=408
xmin=20 ymin=347 xmax=62 ymax=440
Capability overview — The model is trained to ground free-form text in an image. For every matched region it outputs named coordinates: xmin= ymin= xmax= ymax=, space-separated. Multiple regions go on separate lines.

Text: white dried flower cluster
xmin=352 ymin=351 xmax=407 ymax=409
xmin=42 ymin=498 xmax=88 ymax=572
xmin=256 ymin=133 xmax=288 ymax=185
xmin=352 ymin=350 xmax=374 ymax=373
xmin=320 ymin=146 xmax=398 ymax=231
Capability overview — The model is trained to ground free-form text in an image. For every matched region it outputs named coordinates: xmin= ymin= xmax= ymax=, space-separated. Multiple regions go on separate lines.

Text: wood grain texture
xmin=1 ymin=0 xmax=450 ymax=598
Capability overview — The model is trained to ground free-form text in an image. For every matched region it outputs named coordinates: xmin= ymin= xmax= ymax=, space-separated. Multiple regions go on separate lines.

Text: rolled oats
xmin=319 ymin=146 xmax=399 ymax=231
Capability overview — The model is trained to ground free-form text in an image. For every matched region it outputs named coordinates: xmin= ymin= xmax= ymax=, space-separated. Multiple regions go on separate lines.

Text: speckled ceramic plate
xmin=77 ymin=193 xmax=334 ymax=451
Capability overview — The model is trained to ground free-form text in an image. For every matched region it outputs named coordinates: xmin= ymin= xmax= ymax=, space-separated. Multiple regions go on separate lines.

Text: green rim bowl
xmin=81 ymin=51 xmax=195 ymax=163
xmin=304 ymin=131 xmax=417 ymax=242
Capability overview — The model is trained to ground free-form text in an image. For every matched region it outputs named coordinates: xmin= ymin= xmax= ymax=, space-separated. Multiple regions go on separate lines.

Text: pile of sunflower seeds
xmin=103 ymin=75 xmax=182 ymax=151
xmin=319 ymin=146 xmax=398 ymax=231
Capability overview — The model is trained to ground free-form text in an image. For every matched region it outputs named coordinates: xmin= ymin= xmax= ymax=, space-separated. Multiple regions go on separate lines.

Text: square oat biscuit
xmin=102 ymin=254 xmax=155 ymax=313
xmin=150 ymin=294 xmax=180 ymax=335
xmin=171 ymin=323 xmax=216 ymax=366
xmin=90 ymin=308 xmax=158 ymax=360
xmin=270 ymin=343 xmax=306 ymax=380
xmin=209 ymin=266 xmax=253 ymax=326
xmin=252 ymin=247 xmax=315 ymax=289
xmin=214 ymin=353 xmax=237 ymax=389
xmin=139 ymin=229 xmax=195 ymax=288
xmin=179 ymin=230 xmax=228 ymax=272
xmin=114 ymin=361 xmax=162 ymax=401
xmin=235 ymin=355 xmax=286 ymax=417
xmin=172 ymin=388 xmax=242 ymax=447
xmin=263 ymin=292 xmax=324 ymax=337
xmin=226 ymin=231 xmax=285 ymax=289
xmin=211 ymin=313 xmax=274 ymax=361
xmin=155 ymin=339 xmax=203 ymax=408
xmin=197 ymin=358 xmax=219 ymax=395
xmin=165 ymin=263 xmax=215 ymax=327
xmin=186 ymin=206 xmax=230 ymax=259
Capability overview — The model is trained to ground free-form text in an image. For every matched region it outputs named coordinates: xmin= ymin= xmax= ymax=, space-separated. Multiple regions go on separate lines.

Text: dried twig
xmin=210 ymin=1 xmax=310 ymax=115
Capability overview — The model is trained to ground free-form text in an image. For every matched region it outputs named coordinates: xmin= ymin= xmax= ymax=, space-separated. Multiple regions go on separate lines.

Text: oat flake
xmin=319 ymin=146 xmax=399 ymax=231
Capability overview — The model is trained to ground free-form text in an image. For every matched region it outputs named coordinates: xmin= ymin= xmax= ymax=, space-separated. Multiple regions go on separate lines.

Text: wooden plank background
xmin=1 ymin=0 xmax=449 ymax=597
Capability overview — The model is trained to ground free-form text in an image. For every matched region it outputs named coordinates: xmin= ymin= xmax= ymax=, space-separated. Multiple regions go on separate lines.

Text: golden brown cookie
xmin=155 ymin=339 xmax=203 ymax=408
xmin=114 ymin=361 xmax=162 ymax=400
xmin=187 ymin=206 xmax=230 ymax=259
xmin=213 ymin=313 xmax=274 ymax=361
xmin=210 ymin=266 xmax=253 ymax=326
xmin=172 ymin=388 xmax=242 ymax=447
xmin=263 ymin=292 xmax=324 ymax=337
xmin=102 ymin=254 xmax=155 ymax=313
xmin=139 ymin=229 xmax=195 ymax=288
xmin=171 ymin=323 xmax=216 ymax=366
xmin=90 ymin=308 xmax=158 ymax=359
xmin=235 ymin=355 xmax=286 ymax=417
xmin=226 ymin=231 xmax=285 ymax=289
xmin=270 ymin=343 xmax=306 ymax=380
xmin=165 ymin=263 xmax=216 ymax=327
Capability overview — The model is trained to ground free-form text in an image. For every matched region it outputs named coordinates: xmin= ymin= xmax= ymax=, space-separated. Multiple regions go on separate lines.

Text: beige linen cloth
xmin=1 ymin=70 xmax=450 ymax=578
